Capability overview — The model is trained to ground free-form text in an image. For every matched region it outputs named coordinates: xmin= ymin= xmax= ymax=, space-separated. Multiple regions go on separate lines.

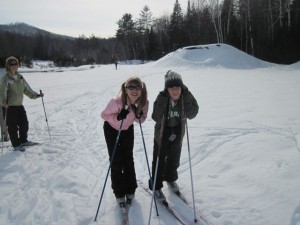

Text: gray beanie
xmin=165 ymin=70 xmax=183 ymax=89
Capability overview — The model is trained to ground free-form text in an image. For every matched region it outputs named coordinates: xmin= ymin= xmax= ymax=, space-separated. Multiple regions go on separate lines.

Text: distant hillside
xmin=0 ymin=22 xmax=116 ymax=67
xmin=0 ymin=22 xmax=74 ymax=40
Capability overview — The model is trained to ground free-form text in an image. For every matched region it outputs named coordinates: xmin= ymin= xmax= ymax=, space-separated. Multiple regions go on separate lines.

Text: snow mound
xmin=153 ymin=43 xmax=273 ymax=69
xmin=288 ymin=61 xmax=300 ymax=69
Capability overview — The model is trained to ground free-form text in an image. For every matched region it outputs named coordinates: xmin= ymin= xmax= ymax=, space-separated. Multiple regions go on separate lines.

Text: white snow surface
xmin=1 ymin=44 xmax=300 ymax=225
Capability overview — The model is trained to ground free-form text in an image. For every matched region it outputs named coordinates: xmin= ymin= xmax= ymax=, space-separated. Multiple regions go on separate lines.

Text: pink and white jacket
xmin=101 ymin=96 xmax=149 ymax=130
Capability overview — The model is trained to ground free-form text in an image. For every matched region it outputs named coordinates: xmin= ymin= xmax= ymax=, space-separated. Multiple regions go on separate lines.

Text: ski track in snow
xmin=0 ymin=72 xmax=123 ymax=224
xmin=1 ymin=60 xmax=300 ymax=225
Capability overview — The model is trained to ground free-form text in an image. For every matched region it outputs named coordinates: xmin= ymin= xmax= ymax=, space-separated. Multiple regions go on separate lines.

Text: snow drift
xmin=154 ymin=44 xmax=273 ymax=69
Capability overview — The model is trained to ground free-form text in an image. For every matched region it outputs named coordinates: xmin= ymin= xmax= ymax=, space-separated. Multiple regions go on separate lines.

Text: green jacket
xmin=152 ymin=85 xmax=199 ymax=144
xmin=0 ymin=72 xmax=39 ymax=106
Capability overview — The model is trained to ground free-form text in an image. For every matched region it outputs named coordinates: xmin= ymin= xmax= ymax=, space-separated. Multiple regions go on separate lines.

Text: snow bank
xmin=154 ymin=44 xmax=273 ymax=69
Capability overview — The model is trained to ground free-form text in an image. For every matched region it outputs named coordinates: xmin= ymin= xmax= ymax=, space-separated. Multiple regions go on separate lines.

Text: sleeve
xmin=100 ymin=98 xmax=120 ymax=123
xmin=183 ymin=90 xmax=199 ymax=120
xmin=0 ymin=77 xmax=7 ymax=105
xmin=22 ymin=76 xmax=39 ymax=99
xmin=151 ymin=94 xmax=168 ymax=123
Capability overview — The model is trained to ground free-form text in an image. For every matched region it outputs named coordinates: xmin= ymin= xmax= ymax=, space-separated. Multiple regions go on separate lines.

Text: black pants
xmin=103 ymin=121 xmax=137 ymax=198
xmin=6 ymin=105 xmax=29 ymax=147
xmin=150 ymin=125 xmax=182 ymax=190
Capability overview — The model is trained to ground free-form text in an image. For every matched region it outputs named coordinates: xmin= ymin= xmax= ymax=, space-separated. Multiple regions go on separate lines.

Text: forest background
xmin=0 ymin=0 xmax=299 ymax=67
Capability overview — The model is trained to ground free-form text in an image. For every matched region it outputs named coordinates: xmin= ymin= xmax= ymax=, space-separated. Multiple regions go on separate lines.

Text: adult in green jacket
xmin=149 ymin=70 xmax=199 ymax=202
xmin=0 ymin=56 xmax=43 ymax=151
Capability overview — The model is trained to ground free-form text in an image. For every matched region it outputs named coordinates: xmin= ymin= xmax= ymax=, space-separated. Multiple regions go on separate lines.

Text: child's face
xmin=167 ymin=86 xmax=182 ymax=101
xmin=126 ymin=82 xmax=142 ymax=104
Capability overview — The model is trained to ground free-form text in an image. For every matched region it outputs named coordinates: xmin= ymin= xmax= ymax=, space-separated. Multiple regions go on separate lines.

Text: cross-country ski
xmin=120 ymin=203 xmax=129 ymax=225
xmin=1 ymin=45 xmax=299 ymax=225
xmin=137 ymin=179 xmax=188 ymax=225
xmin=170 ymin=188 xmax=212 ymax=225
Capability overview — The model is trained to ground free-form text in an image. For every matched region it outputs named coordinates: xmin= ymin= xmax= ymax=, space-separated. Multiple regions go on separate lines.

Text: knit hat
xmin=5 ymin=56 xmax=19 ymax=71
xmin=165 ymin=70 xmax=183 ymax=89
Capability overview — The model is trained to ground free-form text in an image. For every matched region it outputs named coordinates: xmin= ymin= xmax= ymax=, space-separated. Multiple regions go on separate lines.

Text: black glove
xmin=131 ymin=104 xmax=142 ymax=119
xmin=39 ymin=90 xmax=44 ymax=98
xmin=117 ymin=108 xmax=129 ymax=121
xmin=136 ymin=110 xmax=143 ymax=119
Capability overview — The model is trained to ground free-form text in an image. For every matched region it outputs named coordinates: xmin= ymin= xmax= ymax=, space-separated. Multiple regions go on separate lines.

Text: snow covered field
xmin=0 ymin=44 xmax=300 ymax=225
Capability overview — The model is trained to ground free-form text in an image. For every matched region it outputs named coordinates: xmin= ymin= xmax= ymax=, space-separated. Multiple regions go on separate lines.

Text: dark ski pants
xmin=6 ymin=105 xmax=29 ymax=147
xmin=103 ymin=121 xmax=137 ymax=198
xmin=150 ymin=125 xmax=182 ymax=190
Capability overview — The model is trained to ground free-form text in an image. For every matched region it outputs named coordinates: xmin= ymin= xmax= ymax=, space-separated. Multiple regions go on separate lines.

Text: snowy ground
xmin=0 ymin=44 xmax=300 ymax=225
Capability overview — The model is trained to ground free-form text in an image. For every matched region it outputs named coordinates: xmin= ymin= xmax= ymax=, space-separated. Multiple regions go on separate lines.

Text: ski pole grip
xmin=40 ymin=90 xmax=43 ymax=95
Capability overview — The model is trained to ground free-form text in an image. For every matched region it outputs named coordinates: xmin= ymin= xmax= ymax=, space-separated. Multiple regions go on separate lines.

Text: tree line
xmin=0 ymin=0 xmax=299 ymax=67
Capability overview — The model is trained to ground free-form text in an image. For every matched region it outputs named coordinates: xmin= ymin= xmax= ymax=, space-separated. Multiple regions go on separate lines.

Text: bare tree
xmin=209 ymin=0 xmax=224 ymax=43
xmin=137 ymin=5 xmax=154 ymax=32
xmin=286 ymin=0 xmax=292 ymax=29
xmin=136 ymin=5 xmax=155 ymax=59
xmin=246 ymin=0 xmax=254 ymax=55
xmin=152 ymin=14 xmax=171 ymax=54
xmin=222 ymin=0 xmax=234 ymax=40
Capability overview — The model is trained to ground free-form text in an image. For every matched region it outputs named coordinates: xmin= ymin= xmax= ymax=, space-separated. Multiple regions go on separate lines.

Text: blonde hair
xmin=5 ymin=56 xmax=19 ymax=71
xmin=119 ymin=77 xmax=147 ymax=114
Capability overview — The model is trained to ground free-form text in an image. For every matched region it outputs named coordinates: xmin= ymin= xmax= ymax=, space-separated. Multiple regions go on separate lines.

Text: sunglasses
xmin=126 ymin=86 xmax=142 ymax=91
xmin=9 ymin=62 xmax=18 ymax=66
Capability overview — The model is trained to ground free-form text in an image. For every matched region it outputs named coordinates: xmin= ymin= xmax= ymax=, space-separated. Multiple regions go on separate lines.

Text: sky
xmin=0 ymin=44 xmax=300 ymax=225
xmin=0 ymin=0 xmax=187 ymax=38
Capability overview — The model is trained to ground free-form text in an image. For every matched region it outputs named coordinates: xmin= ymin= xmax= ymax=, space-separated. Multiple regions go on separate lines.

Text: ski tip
xmin=162 ymin=200 xmax=169 ymax=207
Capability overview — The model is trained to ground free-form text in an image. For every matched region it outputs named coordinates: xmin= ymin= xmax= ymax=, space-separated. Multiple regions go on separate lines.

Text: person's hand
xmin=136 ymin=110 xmax=143 ymax=119
xmin=39 ymin=90 xmax=44 ymax=98
xmin=117 ymin=108 xmax=129 ymax=121
xmin=2 ymin=103 xmax=8 ymax=109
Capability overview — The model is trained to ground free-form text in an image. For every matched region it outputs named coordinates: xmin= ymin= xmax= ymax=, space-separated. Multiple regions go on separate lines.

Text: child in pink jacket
xmin=101 ymin=77 xmax=149 ymax=209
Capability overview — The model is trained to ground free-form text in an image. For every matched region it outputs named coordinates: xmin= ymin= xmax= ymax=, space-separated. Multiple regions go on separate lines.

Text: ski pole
xmin=1 ymin=109 xmax=4 ymax=153
xmin=138 ymin=118 xmax=159 ymax=216
xmin=1 ymin=88 xmax=9 ymax=154
xmin=148 ymin=153 xmax=160 ymax=225
xmin=185 ymin=118 xmax=197 ymax=223
xmin=148 ymin=115 xmax=165 ymax=225
xmin=1 ymin=108 xmax=6 ymax=154
xmin=40 ymin=90 xmax=51 ymax=140
xmin=94 ymin=116 xmax=125 ymax=222
xmin=1 ymin=109 xmax=7 ymax=153
xmin=181 ymin=95 xmax=197 ymax=223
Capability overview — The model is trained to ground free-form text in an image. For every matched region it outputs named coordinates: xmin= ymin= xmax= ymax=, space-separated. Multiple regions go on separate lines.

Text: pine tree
xmin=169 ymin=0 xmax=185 ymax=50
xmin=116 ymin=13 xmax=137 ymax=59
